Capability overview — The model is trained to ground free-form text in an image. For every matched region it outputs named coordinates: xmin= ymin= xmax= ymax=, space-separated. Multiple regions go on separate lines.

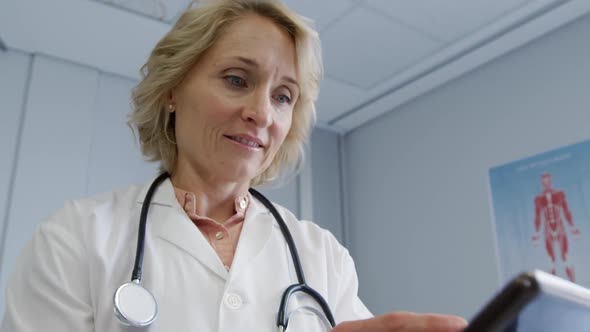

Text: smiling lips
xmin=225 ymin=135 xmax=264 ymax=149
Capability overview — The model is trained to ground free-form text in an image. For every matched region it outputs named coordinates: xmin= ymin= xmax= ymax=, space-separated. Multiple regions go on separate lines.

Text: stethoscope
xmin=113 ymin=173 xmax=336 ymax=331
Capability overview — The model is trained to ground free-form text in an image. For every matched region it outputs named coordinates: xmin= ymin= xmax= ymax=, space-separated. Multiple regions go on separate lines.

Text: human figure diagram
xmin=532 ymin=172 xmax=581 ymax=282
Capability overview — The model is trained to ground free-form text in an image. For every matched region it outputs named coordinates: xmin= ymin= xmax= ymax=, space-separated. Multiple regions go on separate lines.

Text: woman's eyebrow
xmin=283 ymin=76 xmax=299 ymax=90
xmin=230 ymin=56 xmax=299 ymax=89
xmin=232 ymin=56 xmax=259 ymax=68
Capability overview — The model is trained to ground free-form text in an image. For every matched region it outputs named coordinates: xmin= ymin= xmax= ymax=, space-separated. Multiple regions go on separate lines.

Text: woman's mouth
xmin=225 ymin=135 xmax=264 ymax=149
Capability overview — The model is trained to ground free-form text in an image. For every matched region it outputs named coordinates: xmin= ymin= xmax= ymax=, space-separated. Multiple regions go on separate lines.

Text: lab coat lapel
xmin=137 ymin=178 xmax=228 ymax=280
xmin=229 ymin=194 xmax=275 ymax=276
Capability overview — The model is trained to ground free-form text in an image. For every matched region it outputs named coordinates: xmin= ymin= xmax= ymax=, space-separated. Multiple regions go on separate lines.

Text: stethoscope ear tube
xmin=132 ymin=172 xmax=170 ymax=282
xmin=248 ymin=188 xmax=306 ymax=285
xmin=249 ymin=189 xmax=336 ymax=330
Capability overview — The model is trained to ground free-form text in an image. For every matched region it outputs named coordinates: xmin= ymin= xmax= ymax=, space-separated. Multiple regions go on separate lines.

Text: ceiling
xmin=1 ymin=0 xmax=590 ymax=132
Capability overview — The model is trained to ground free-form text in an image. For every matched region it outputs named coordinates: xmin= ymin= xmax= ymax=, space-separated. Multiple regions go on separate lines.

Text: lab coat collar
xmin=136 ymin=175 xmax=177 ymax=207
xmin=228 ymin=192 xmax=274 ymax=277
xmin=135 ymin=176 xmax=275 ymax=280
xmin=137 ymin=177 xmax=227 ymax=279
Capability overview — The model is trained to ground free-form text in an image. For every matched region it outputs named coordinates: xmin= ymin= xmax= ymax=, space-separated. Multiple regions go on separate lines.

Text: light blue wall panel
xmin=85 ymin=72 xmax=157 ymax=195
xmin=0 ymin=55 xmax=98 ymax=313
xmin=0 ymin=50 xmax=30 ymax=251
xmin=257 ymin=179 xmax=299 ymax=218
xmin=311 ymin=129 xmax=344 ymax=242
xmin=345 ymin=13 xmax=590 ymax=319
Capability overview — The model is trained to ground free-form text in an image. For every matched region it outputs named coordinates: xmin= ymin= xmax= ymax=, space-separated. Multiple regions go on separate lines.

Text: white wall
xmin=344 ymin=13 xmax=590 ymax=318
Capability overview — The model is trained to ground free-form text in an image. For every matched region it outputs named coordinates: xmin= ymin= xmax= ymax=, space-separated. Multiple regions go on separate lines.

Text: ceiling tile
xmin=95 ymin=0 xmax=359 ymax=28
xmin=315 ymin=76 xmax=367 ymax=123
xmin=365 ymin=0 xmax=532 ymax=42
xmin=94 ymin=0 xmax=190 ymax=22
xmin=321 ymin=6 xmax=440 ymax=89
xmin=282 ymin=0 xmax=357 ymax=31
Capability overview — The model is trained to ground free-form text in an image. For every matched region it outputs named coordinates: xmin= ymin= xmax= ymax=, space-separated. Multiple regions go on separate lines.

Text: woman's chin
xmin=215 ymin=167 xmax=261 ymax=185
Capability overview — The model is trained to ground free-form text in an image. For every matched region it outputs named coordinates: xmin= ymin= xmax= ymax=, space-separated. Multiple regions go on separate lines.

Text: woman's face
xmin=171 ymin=14 xmax=298 ymax=185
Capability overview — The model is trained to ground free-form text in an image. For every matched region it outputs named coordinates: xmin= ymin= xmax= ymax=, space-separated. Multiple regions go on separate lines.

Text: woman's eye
xmin=274 ymin=94 xmax=292 ymax=105
xmin=225 ymin=75 xmax=246 ymax=87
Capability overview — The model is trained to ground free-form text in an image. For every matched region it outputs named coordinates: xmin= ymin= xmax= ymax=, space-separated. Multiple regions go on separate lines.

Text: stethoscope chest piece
xmin=113 ymin=281 xmax=158 ymax=327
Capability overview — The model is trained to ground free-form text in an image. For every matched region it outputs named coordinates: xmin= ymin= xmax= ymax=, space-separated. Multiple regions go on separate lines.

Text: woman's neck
xmin=170 ymin=166 xmax=249 ymax=222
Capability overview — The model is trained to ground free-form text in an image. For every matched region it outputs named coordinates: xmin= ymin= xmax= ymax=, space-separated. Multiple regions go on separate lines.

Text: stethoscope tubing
xmin=249 ymin=188 xmax=336 ymax=328
xmin=277 ymin=283 xmax=336 ymax=328
xmin=248 ymin=188 xmax=306 ymax=284
xmin=131 ymin=172 xmax=169 ymax=283
xmin=120 ymin=173 xmax=335 ymax=330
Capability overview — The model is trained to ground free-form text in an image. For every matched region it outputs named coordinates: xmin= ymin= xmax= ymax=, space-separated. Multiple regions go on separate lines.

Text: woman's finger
xmin=332 ymin=311 xmax=467 ymax=332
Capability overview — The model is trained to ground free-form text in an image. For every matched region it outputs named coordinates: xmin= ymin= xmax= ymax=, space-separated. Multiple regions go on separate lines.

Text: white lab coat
xmin=1 ymin=178 xmax=372 ymax=331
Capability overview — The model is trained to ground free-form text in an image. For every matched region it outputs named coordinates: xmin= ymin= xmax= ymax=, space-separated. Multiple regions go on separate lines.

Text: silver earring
xmin=168 ymin=104 xmax=176 ymax=113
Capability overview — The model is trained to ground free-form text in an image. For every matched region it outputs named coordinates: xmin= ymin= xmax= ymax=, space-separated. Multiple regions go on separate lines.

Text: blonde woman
xmin=1 ymin=1 xmax=466 ymax=331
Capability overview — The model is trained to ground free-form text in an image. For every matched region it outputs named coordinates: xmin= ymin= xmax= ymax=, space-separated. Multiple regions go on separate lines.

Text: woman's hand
xmin=332 ymin=312 xmax=467 ymax=332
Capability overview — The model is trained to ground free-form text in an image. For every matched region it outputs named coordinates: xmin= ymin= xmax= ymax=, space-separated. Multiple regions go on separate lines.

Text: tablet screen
xmin=503 ymin=291 xmax=590 ymax=331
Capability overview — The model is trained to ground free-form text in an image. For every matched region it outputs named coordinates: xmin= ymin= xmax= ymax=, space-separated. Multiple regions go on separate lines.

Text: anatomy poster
xmin=489 ymin=139 xmax=590 ymax=288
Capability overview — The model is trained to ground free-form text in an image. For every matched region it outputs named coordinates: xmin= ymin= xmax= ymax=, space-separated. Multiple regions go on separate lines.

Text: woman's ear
xmin=167 ymin=90 xmax=177 ymax=113
xmin=168 ymin=90 xmax=175 ymax=104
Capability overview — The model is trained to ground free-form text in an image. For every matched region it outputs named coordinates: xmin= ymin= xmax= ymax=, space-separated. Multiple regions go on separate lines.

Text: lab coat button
xmin=225 ymin=293 xmax=243 ymax=309
xmin=215 ymin=231 xmax=224 ymax=240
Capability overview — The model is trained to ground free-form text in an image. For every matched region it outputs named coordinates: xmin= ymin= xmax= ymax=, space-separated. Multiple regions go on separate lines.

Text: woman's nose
xmin=243 ymin=92 xmax=272 ymax=128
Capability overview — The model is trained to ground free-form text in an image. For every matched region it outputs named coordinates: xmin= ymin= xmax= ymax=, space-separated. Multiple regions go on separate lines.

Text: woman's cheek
xmin=205 ymin=93 xmax=237 ymax=118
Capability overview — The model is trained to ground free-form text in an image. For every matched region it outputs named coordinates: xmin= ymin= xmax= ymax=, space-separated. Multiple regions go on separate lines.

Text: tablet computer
xmin=465 ymin=270 xmax=590 ymax=331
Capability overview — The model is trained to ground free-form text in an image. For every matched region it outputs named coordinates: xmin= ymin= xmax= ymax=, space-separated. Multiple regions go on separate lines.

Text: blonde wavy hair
xmin=129 ymin=0 xmax=323 ymax=186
